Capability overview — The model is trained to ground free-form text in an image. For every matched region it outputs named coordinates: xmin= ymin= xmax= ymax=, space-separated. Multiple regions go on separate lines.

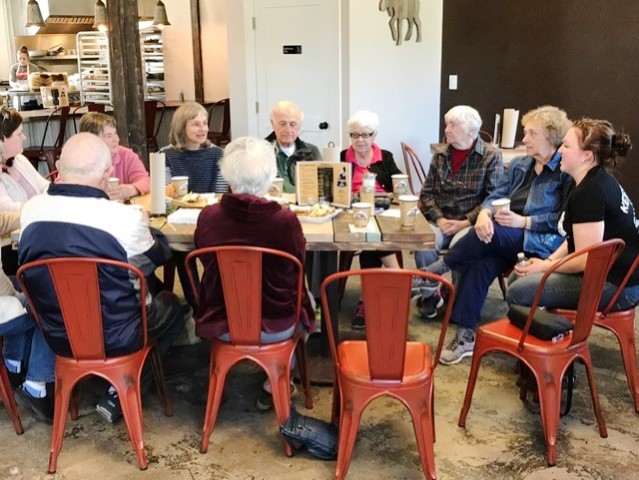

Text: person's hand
xmin=107 ymin=184 xmax=138 ymax=201
xmin=166 ymin=184 xmax=177 ymax=199
xmin=495 ymin=210 xmax=526 ymax=229
xmin=474 ymin=210 xmax=494 ymax=243
xmin=439 ymin=218 xmax=470 ymax=235
xmin=513 ymin=257 xmax=551 ymax=277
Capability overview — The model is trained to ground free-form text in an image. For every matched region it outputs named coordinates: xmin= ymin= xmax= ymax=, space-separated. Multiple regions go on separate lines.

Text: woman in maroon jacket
xmin=194 ymin=136 xmax=315 ymax=410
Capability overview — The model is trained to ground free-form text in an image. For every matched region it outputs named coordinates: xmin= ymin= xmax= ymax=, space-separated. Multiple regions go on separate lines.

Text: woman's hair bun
xmin=612 ymin=131 xmax=632 ymax=158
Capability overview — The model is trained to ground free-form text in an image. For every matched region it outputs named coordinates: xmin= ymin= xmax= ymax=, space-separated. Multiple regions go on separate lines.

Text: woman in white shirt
xmin=0 ymin=107 xmax=49 ymax=212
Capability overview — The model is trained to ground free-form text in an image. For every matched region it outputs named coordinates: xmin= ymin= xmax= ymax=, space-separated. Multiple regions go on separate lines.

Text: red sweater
xmin=193 ymin=193 xmax=315 ymax=339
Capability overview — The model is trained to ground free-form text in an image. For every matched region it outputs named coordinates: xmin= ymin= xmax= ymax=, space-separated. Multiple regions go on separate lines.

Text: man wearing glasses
xmin=265 ymin=101 xmax=321 ymax=193
xmin=413 ymin=105 xmax=504 ymax=318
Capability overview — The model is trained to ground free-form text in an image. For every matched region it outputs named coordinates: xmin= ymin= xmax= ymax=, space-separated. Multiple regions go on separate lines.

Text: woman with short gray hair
xmin=413 ymin=105 xmax=503 ymax=319
xmin=219 ymin=137 xmax=276 ymax=196
xmin=194 ymin=136 xmax=316 ymax=411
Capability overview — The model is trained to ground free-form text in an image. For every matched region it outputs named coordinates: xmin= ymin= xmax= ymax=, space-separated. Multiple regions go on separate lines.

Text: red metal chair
xmin=553 ymin=250 xmax=639 ymax=412
xmin=458 ymin=239 xmax=625 ymax=466
xmin=145 ymin=100 xmax=166 ymax=153
xmin=206 ymin=98 xmax=231 ymax=147
xmin=17 ymin=257 xmax=173 ymax=473
xmin=401 ymin=141 xmax=427 ymax=194
xmin=22 ymin=106 xmax=70 ymax=175
xmin=0 ymin=344 xmax=24 ymax=435
xmin=185 ymin=246 xmax=313 ymax=456
xmin=320 ymin=268 xmax=456 ymax=480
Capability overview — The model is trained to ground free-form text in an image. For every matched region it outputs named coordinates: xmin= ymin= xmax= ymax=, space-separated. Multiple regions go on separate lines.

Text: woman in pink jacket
xmin=79 ymin=112 xmax=150 ymax=201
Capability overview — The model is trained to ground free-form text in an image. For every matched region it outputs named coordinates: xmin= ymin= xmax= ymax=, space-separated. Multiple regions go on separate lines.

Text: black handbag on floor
xmin=280 ymin=406 xmax=338 ymax=460
xmin=507 ymin=305 xmax=574 ymax=341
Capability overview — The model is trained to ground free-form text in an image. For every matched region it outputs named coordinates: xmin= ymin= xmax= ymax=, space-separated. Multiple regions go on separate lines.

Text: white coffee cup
xmin=351 ymin=202 xmax=371 ymax=228
xmin=171 ymin=176 xmax=189 ymax=197
xmin=108 ymin=177 xmax=119 ymax=190
xmin=491 ymin=198 xmax=511 ymax=214
xmin=398 ymin=194 xmax=419 ymax=229
xmin=392 ymin=174 xmax=410 ymax=196
xmin=269 ymin=177 xmax=284 ymax=197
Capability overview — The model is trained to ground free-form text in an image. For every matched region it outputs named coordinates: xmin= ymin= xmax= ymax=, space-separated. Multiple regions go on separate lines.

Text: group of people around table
xmin=1 ymin=93 xmax=638 ymax=430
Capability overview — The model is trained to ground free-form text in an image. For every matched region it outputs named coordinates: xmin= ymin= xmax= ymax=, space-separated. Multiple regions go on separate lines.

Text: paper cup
xmin=268 ymin=177 xmax=284 ymax=197
xmin=398 ymin=194 xmax=419 ymax=229
xmin=108 ymin=177 xmax=119 ymax=190
xmin=171 ymin=176 xmax=189 ymax=197
xmin=351 ymin=202 xmax=371 ymax=228
xmin=491 ymin=198 xmax=511 ymax=213
xmin=392 ymin=174 xmax=410 ymax=196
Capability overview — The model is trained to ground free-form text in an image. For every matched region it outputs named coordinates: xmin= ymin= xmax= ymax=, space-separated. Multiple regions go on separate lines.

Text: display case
xmin=141 ymin=32 xmax=165 ymax=101
xmin=76 ymin=31 xmax=111 ymax=105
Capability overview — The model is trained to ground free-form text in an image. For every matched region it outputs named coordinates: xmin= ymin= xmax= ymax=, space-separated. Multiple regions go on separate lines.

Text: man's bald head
xmin=58 ymin=133 xmax=113 ymax=190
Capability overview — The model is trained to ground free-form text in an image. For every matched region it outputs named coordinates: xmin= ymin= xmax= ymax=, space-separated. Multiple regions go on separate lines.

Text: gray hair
xmin=58 ymin=133 xmax=112 ymax=179
xmin=220 ymin=137 xmax=277 ymax=196
xmin=444 ymin=106 xmax=482 ymax=138
xmin=521 ymin=105 xmax=571 ymax=148
xmin=347 ymin=110 xmax=380 ymax=133
xmin=270 ymin=101 xmax=304 ymax=122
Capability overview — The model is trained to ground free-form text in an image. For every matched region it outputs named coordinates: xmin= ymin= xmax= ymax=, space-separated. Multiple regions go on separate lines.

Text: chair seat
xmin=479 ymin=318 xmax=574 ymax=352
xmin=338 ymin=340 xmax=432 ymax=383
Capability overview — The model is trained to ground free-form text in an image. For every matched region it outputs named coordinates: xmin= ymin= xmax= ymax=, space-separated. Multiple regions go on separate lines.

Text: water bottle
xmin=517 ymin=252 xmax=528 ymax=267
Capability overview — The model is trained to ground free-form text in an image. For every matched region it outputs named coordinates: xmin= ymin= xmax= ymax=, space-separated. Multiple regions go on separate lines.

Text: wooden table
xmin=138 ymin=197 xmax=435 ymax=384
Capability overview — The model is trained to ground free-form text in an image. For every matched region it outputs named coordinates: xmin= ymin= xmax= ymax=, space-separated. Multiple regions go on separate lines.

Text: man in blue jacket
xmin=19 ymin=133 xmax=185 ymax=423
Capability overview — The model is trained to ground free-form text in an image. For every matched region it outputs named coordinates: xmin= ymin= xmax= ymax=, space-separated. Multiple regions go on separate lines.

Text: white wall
xmin=346 ymin=0 xmax=442 ymax=170
xmin=200 ymin=0 xmax=228 ymax=102
xmin=226 ymin=0 xmax=443 ymax=170
xmin=161 ymin=0 xmax=196 ymax=101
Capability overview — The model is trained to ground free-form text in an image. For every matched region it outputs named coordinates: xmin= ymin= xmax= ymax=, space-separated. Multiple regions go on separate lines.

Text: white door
xmin=254 ymin=0 xmax=341 ymax=151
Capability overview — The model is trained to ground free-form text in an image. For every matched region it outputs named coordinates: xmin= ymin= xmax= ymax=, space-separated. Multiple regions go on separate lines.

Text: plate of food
xmin=290 ymin=203 xmax=341 ymax=223
xmin=171 ymin=193 xmax=217 ymax=209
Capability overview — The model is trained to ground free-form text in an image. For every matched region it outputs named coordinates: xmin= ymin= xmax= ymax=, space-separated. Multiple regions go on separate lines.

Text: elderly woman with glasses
xmin=0 ymin=107 xmax=49 ymax=212
xmin=412 ymin=105 xmax=503 ymax=319
xmin=340 ymin=110 xmax=402 ymax=328
xmin=417 ymin=105 xmax=574 ymax=365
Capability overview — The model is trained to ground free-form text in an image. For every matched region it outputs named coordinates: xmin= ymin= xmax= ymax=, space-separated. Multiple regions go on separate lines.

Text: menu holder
xmin=295 ymin=161 xmax=352 ymax=207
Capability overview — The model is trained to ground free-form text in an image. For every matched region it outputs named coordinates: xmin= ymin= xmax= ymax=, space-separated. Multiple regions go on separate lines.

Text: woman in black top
xmin=508 ymin=118 xmax=639 ymax=310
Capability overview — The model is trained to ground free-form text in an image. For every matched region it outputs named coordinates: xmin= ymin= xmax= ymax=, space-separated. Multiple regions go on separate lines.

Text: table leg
xmin=304 ymin=250 xmax=338 ymax=386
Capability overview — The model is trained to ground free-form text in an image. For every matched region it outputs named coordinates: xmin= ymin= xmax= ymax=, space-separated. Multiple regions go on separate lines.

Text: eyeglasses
xmin=349 ymin=132 xmax=375 ymax=139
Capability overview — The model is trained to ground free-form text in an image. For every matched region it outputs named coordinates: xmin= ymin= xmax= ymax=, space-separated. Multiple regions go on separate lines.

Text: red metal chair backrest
xmin=185 ymin=245 xmax=304 ymax=346
xmin=17 ymin=257 xmax=148 ymax=361
xmin=40 ymin=106 xmax=70 ymax=151
xmin=516 ymin=239 xmax=625 ymax=352
xmin=400 ymin=141 xmax=427 ymax=194
xmin=321 ymin=268 xmax=455 ymax=381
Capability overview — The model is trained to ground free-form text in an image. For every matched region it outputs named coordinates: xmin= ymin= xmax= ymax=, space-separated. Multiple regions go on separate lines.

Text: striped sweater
xmin=163 ymin=145 xmax=228 ymax=193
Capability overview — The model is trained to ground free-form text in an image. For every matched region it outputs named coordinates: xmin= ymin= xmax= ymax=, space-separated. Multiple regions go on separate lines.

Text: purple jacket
xmin=193 ymin=193 xmax=315 ymax=339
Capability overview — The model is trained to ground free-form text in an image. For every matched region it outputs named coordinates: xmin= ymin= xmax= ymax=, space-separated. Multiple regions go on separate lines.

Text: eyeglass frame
xmin=349 ymin=131 xmax=375 ymax=139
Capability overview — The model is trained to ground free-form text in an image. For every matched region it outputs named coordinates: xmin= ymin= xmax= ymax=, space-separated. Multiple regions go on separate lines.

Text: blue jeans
xmin=1 ymin=294 xmax=55 ymax=383
xmin=444 ymin=225 xmax=525 ymax=330
xmin=507 ymin=272 xmax=639 ymax=312
xmin=415 ymin=224 xmax=471 ymax=268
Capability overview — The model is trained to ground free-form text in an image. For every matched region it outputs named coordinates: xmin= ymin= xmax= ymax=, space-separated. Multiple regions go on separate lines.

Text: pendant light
xmin=93 ymin=0 xmax=108 ymax=32
xmin=25 ymin=0 xmax=46 ymax=29
xmin=152 ymin=1 xmax=171 ymax=30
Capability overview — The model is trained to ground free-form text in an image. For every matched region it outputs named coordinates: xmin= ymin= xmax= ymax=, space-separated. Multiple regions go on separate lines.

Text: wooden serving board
xmin=171 ymin=198 xmax=209 ymax=209
xmin=376 ymin=212 xmax=435 ymax=243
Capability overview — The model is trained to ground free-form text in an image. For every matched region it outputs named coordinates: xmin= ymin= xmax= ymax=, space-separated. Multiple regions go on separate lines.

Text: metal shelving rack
xmin=141 ymin=32 xmax=165 ymax=101
xmin=76 ymin=31 xmax=112 ymax=105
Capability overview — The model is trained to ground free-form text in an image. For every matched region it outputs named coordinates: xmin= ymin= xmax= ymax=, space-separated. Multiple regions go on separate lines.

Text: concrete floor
xmin=2 ymin=258 xmax=639 ymax=480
